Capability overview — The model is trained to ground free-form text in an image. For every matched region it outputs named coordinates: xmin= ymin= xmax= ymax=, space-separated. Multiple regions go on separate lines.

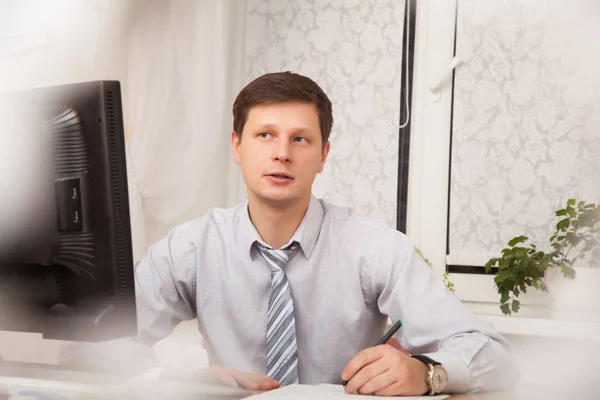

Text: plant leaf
xmin=556 ymin=218 xmax=570 ymax=231
xmin=500 ymin=303 xmax=511 ymax=315
xmin=511 ymin=300 xmax=521 ymax=314
xmin=484 ymin=259 xmax=498 ymax=272
xmin=508 ymin=236 xmax=529 ymax=247
xmin=561 ymin=265 xmax=576 ymax=279
xmin=519 ymin=282 xmax=527 ymax=294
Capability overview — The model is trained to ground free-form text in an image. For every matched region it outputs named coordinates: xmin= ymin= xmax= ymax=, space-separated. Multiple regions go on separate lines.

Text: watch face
xmin=431 ymin=366 xmax=448 ymax=392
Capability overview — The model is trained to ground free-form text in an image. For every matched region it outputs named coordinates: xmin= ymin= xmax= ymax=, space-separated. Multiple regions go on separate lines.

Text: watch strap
xmin=411 ymin=354 xmax=441 ymax=366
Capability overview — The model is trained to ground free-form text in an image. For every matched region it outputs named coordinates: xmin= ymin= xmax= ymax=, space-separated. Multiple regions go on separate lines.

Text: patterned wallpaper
xmin=243 ymin=0 xmax=406 ymax=226
xmin=448 ymin=0 xmax=600 ymax=265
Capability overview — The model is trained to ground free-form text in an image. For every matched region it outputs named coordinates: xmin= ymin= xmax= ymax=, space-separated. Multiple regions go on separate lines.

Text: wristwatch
xmin=411 ymin=355 xmax=448 ymax=395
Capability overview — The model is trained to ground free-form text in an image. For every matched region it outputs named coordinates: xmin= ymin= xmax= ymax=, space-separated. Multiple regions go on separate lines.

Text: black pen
xmin=341 ymin=320 xmax=403 ymax=386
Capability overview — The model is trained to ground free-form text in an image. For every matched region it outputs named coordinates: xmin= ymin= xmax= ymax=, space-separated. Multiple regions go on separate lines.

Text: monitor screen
xmin=0 ymin=81 xmax=137 ymax=342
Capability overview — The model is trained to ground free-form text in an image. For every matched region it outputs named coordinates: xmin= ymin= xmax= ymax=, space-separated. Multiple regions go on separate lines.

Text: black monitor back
xmin=0 ymin=81 xmax=137 ymax=342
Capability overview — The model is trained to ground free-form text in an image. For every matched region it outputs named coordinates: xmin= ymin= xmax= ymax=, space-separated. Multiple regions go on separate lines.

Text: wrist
xmin=410 ymin=356 xmax=430 ymax=395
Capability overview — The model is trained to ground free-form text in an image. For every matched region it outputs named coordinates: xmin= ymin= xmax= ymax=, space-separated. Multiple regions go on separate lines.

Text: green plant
xmin=485 ymin=199 xmax=600 ymax=315
xmin=415 ymin=248 xmax=455 ymax=293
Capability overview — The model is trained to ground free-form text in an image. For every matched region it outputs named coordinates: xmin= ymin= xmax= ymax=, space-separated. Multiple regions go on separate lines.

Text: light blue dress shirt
xmin=60 ymin=195 xmax=513 ymax=393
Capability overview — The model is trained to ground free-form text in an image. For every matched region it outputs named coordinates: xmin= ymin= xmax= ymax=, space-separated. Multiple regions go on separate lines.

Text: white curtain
xmin=0 ymin=1 xmax=106 ymax=88
xmin=115 ymin=0 xmax=246 ymax=259
xmin=447 ymin=0 xmax=600 ymax=266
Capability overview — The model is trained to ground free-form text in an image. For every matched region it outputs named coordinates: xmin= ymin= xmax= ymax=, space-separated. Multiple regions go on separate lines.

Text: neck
xmin=248 ymin=194 xmax=311 ymax=249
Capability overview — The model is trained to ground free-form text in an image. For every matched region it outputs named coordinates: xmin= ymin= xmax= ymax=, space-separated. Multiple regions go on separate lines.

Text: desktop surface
xmin=0 ymin=361 xmax=251 ymax=400
xmin=2 ymin=364 xmax=595 ymax=400
xmin=246 ymin=383 xmax=598 ymax=399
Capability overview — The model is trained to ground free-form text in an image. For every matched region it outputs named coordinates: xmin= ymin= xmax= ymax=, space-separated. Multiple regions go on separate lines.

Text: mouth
xmin=265 ymin=173 xmax=294 ymax=180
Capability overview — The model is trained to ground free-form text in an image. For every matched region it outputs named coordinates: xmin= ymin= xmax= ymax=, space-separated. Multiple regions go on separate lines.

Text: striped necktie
xmin=256 ymin=241 xmax=299 ymax=386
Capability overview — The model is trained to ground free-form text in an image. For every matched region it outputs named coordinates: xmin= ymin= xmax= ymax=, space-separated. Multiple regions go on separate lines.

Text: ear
xmin=318 ymin=141 xmax=331 ymax=173
xmin=231 ymin=131 xmax=241 ymax=165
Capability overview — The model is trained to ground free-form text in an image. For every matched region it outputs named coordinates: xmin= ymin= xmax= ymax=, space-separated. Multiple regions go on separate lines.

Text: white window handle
xmin=429 ymin=56 xmax=462 ymax=101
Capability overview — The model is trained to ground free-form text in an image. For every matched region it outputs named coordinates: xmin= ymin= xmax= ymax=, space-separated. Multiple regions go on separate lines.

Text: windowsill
xmin=451 ymin=273 xmax=600 ymax=340
xmin=477 ymin=313 xmax=600 ymax=341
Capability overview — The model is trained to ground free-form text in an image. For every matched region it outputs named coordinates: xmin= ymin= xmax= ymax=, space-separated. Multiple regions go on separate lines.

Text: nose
xmin=273 ymin=140 xmax=291 ymax=162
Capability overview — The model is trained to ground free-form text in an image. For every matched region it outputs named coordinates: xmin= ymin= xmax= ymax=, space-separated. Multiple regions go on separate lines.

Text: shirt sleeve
xmin=369 ymin=228 xmax=516 ymax=393
xmin=58 ymin=222 xmax=198 ymax=374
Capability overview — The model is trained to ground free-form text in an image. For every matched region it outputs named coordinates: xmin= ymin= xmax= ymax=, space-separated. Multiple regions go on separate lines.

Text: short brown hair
xmin=232 ymin=72 xmax=333 ymax=148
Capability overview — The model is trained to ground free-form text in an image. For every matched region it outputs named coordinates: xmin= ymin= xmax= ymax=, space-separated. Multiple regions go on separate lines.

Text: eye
xmin=258 ymin=132 xmax=271 ymax=139
xmin=293 ymin=137 xmax=307 ymax=143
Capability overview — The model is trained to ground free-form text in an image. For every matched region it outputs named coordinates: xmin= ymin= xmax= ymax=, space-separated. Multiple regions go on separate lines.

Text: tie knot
xmin=256 ymin=242 xmax=298 ymax=270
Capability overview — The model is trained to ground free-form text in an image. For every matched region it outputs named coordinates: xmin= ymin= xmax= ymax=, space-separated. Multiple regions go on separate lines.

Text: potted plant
xmin=415 ymin=248 xmax=455 ymax=293
xmin=484 ymin=199 xmax=600 ymax=315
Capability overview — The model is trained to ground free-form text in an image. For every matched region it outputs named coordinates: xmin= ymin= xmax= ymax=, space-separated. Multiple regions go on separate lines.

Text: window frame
xmin=406 ymin=0 xmax=528 ymax=311
xmin=405 ymin=0 xmax=600 ymax=327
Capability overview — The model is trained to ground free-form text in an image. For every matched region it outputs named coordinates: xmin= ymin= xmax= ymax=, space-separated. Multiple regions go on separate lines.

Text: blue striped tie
xmin=256 ymin=242 xmax=299 ymax=386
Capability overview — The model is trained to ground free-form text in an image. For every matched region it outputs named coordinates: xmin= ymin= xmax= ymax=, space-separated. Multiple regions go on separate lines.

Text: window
xmin=406 ymin=0 xmax=600 ymax=317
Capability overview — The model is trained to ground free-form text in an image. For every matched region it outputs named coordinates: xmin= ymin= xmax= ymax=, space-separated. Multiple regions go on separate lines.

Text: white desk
xmin=0 ymin=362 xmax=250 ymax=399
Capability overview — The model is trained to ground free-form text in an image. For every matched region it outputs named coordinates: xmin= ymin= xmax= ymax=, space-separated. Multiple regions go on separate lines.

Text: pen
xmin=341 ymin=320 xmax=403 ymax=386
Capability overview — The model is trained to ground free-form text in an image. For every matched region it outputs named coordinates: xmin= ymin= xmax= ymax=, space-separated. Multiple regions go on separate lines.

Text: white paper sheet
xmin=250 ymin=383 xmax=450 ymax=399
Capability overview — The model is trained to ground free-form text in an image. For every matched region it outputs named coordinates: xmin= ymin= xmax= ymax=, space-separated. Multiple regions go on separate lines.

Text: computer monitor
xmin=0 ymin=81 xmax=137 ymax=342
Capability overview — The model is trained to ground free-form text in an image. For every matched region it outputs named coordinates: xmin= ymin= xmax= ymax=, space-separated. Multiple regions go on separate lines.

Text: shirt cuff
xmin=422 ymin=351 xmax=472 ymax=394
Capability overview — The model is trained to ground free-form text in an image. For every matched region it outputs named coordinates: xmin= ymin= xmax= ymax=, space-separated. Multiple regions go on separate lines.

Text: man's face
xmin=232 ymin=102 xmax=330 ymax=208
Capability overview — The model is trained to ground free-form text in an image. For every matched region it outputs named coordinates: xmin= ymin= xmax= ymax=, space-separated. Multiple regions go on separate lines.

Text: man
xmin=61 ymin=72 xmax=513 ymax=396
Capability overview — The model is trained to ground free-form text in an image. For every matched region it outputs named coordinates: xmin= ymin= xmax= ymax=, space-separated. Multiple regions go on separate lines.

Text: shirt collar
xmin=240 ymin=195 xmax=324 ymax=260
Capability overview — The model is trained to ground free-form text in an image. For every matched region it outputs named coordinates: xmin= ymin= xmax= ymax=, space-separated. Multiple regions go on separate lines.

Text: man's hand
xmin=341 ymin=343 xmax=428 ymax=396
xmin=196 ymin=365 xmax=280 ymax=391
xmin=386 ymin=337 xmax=410 ymax=355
